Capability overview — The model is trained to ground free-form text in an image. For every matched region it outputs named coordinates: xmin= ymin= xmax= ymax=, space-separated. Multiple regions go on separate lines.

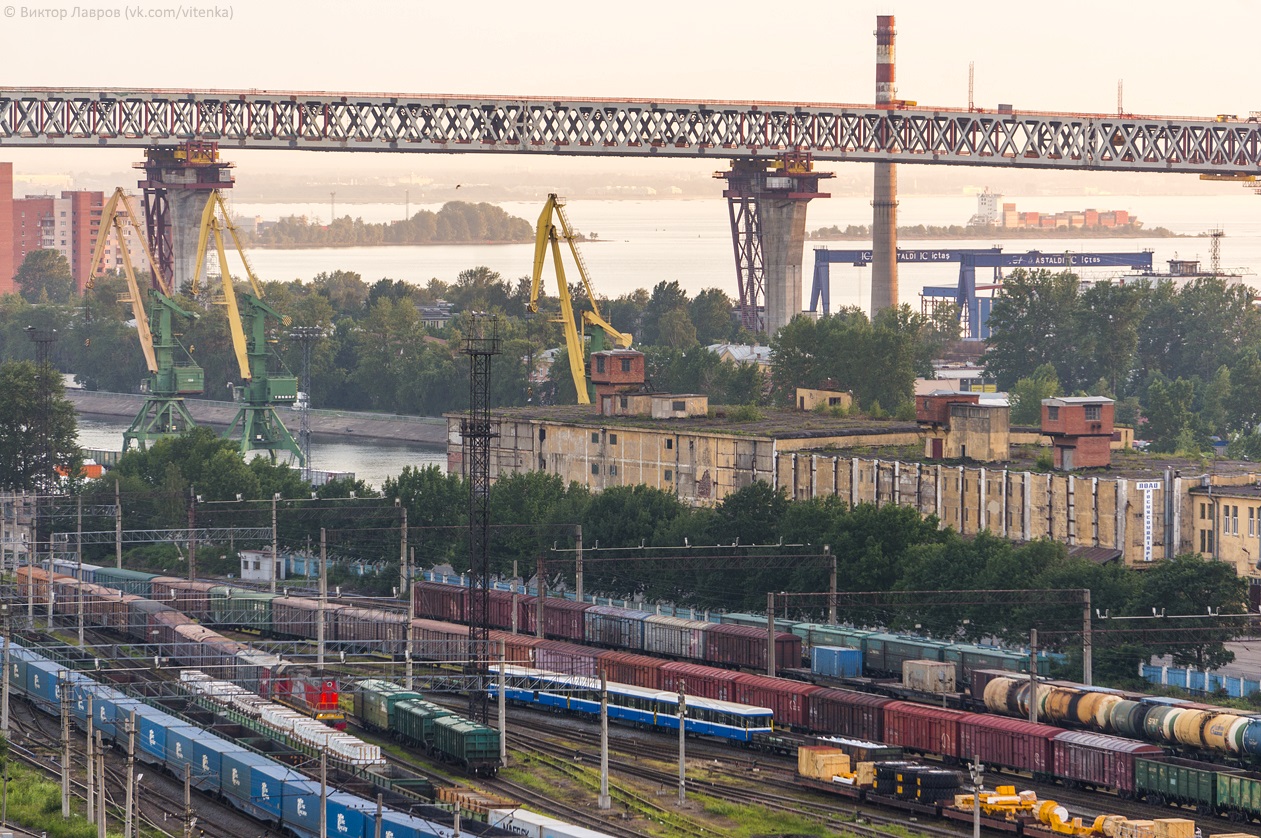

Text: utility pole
xmin=85 ymin=696 xmax=94 ymax=823
xmin=574 ymin=524 xmax=583 ymax=603
xmin=399 ymin=504 xmax=408 ymax=597
xmin=969 ymin=756 xmax=983 ymax=838
xmin=187 ymin=486 xmax=196 ymax=581
xmin=319 ymin=751 xmax=328 ymax=838
xmin=124 ymin=712 xmax=136 ymax=838
xmin=511 ymin=559 xmax=519 ymax=635
xmin=96 ymin=731 xmax=105 ymax=838
xmin=534 ymin=553 xmax=545 ymax=639
xmin=115 ymin=480 xmax=122 ymax=568
xmin=826 ymin=545 xmax=836 ymax=625
xmin=60 ymin=673 xmax=70 ymax=818
xmin=318 ymin=528 xmax=327 ymax=669
xmin=1028 ymin=629 xmax=1038 ymax=724
xmin=677 ymin=681 xmax=686 ymax=807
xmin=26 ymin=547 xmax=33 ymax=628
xmin=183 ymin=764 xmax=194 ymax=838
xmin=497 ymin=641 xmax=507 ymax=768
xmin=766 ymin=592 xmax=776 ymax=677
xmin=374 ymin=794 xmax=382 ymax=838
xmin=598 ymin=670 xmax=610 ymax=810
xmin=271 ymin=493 xmax=280 ymax=594
xmin=406 ymin=547 xmax=415 ymax=690
xmin=0 ymin=605 xmax=9 ymax=738
xmin=1082 ymin=589 xmax=1092 ymax=686
xmin=77 ymin=495 xmax=84 ymax=646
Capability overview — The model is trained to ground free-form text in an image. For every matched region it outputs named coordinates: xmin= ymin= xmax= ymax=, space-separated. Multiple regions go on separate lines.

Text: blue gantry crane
xmin=810 ymin=247 xmax=1154 ymax=338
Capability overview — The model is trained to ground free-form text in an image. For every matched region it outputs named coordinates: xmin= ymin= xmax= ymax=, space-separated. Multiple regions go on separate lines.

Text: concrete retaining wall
xmin=68 ymin=389 xmax=446 ymax=445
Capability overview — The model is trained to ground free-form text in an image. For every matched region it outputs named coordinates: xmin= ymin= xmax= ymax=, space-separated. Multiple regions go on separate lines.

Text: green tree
xmin=0 ymin=360 xmax=80 ymax=491
xmin=1010 ymin=364 xmax=1060 ymax=425
xmin=982 ymin=269 xmax=1080 ymax=390
xmin=688 ymin=288 xmax=736 ymax=345
xmin=1133 ymin=554 xmax=1246 ymax=670
xmin=640 ymin=281 xmax=690 ymax=346
xmin=1144 ymin=376 xmax=1200 ymax=453
xmin=14 ymin=249 xmax=75 ymax=304
xmin=656 ymin=308 xmax=698 ymax=348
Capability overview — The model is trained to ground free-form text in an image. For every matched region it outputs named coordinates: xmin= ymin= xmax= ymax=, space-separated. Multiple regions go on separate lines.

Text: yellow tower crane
xmin=528 ymin=194 xmax=632 ymax=405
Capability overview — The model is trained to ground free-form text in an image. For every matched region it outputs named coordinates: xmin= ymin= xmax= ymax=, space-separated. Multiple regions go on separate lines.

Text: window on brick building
xmin=591 ymin=432 xmax=599 ymax=443
xmin=665 ymin=439 xmax=673 ymax=450
xmin=1250 ymin=507 xmax=1256 ymax=538
xmin=609 ymin=465 xmax=618 ymax=476
xmin=595 ymin=356 xmax=606 ymax=373
xmin=672 ymin=400 xmax=685 ymax=412
xmin=1084 ymin=404 xmax=1101 ymax=420
xmin=591 ymin=464 xmax=599 ymax=475
xmin=664 ymin=469 xmax=673 ymax=481
xmin=1047 ymin=406 xmax=1059 ymax=420
xmin=621 ymin=358 xmax=632 ymax=372
xmin=609 ymin=434 xmax=617 ymax=445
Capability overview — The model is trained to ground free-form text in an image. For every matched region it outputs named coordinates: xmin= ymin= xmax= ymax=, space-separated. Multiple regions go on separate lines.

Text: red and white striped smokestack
xmin=875 ymin=15 xmax=896 ymax=105
xmin=871 ymin=14 xmax=899 ymax=314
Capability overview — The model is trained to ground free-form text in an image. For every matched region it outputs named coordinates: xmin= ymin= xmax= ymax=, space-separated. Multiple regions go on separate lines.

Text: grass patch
xmin=3 ymin=762 xmax=125 ymax=838
xmin=694 ymin=793 xmax=831 ymax=837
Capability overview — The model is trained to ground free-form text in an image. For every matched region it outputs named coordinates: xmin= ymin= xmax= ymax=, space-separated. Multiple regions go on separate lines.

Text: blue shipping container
xmin=812 ymin=645 xmax=863 ymax=678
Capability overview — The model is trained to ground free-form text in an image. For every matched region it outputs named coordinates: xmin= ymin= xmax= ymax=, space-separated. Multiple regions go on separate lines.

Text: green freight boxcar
xmin=209 ymin=587 xmax=276 ymax=632
xmin=1135 ymin=756 xmax=1236 ymax=812
xmin=431 ymin=715 xmax=500 ymax=777
xmin=1217 ymin=769 xmax=1261 ymax=822
xmin=394 ymin=699 xmax=453 ymax=748
xmin=355 ymin=679 xmax=422 ymax=732
xmin=93 ymin=568 xmax=157 ymax=598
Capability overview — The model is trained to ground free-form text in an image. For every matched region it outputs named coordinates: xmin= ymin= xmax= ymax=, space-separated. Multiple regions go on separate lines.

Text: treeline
xmin=983 ymin=270 xmax=1261 ymax=456
xmin=242 ymin=201 xmax=534 ymax=246
xmin=1 ymin=253 xmax=769 ymax=416
xmin=808 ymin=223 xmax=1176 ymax=239
xmin=65 ymin=446 xmax=1246 ymax=685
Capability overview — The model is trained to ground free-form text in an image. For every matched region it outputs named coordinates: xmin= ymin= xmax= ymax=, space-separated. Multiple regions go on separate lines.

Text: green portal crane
xmin=88 ymin=189 xmax=205 ymax=451
xmin=192 ymin=191 xmax=303 ymax=465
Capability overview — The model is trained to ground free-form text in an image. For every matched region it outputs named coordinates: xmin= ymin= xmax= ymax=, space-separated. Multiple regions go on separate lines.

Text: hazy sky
xmin=2 ymin=0 xmax=1257 ymax=185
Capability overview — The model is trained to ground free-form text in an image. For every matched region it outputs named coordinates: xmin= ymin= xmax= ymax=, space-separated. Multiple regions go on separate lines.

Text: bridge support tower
xmin=138 ymin=142 xmax=233 ymax=291
xmin=717 ymin=154 xmax=831 ymax=335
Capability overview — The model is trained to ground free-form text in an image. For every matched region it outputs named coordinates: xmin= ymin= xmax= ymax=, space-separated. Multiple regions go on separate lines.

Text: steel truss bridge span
xmin=2 ymin=88 xmax=1260 ymax=175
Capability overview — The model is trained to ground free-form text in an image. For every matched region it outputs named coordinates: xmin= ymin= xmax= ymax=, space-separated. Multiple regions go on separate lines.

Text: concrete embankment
xmin=68 ymin=389 xmax=447 ymax=446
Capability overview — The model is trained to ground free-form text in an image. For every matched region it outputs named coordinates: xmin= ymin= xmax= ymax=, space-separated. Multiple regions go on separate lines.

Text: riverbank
xmin=67 ymin=390 xmax=447 ymax=445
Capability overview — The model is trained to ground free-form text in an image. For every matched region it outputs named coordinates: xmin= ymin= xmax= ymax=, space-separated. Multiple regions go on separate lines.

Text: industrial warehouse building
xmin=446 ymin=404 xmax=1261 ymax=581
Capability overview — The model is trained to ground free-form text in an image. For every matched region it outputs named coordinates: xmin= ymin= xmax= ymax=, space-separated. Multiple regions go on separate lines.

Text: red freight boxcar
xmin=596 ymin=651 xmax=665 ymax=690
xmin=151 ymin=578 xmax=218 ymax=622
xmin=272 ymin=596 xmax=322 ymax=640
xmin=535 ymin=640 xmax=600 ymax=678
xmin=541 ymin=598 xmax=592 ymax=642
xmin=413 ymin=581 xmax=466 ymax=623
xmin=809 ymin=688 xmax=890 ymax=743
xmin=661 ymin=662 xmax=739 ymax=702
xmin=488 ymin=630 xmax=543 ymax=667
xmin=732 ymin=673 xmax=820 ymax=730
xmin=884 ymin=702 xmax=966 ymax=758
xmin=1050 ymin=731 xmax=1162 ymax=794
xmin=959 ymin=715 xmax=1060 ymax=776
xmin=337 ymin=607 xmax=408 ymax=656
xmin=706 ymin=624 xmax=802 ymax=671
xmin=409 ymin=618 xmax=469 ymax=663
xmin=487 ymin=589 xmax=537 ymax=633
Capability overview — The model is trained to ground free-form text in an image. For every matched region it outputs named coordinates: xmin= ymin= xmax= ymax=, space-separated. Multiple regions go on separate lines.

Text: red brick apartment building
xmin=2 ymin=162 xmax=105 ymax=294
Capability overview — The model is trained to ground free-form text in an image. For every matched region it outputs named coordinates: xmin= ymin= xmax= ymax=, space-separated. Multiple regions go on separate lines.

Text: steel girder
xmin=1 ymin=89 xmax=1260 ymax=174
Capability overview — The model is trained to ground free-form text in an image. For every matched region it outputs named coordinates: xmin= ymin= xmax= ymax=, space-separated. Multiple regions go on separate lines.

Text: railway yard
xmin=0 ymin=564 xmax=1256 ymax=838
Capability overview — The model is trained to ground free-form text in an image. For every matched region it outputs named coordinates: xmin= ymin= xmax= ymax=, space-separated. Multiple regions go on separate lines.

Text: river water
xmin=229 ymin=193 xmax=1261 ymax=314
xmin=75 ymin=415 xmax=446 ymax=490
